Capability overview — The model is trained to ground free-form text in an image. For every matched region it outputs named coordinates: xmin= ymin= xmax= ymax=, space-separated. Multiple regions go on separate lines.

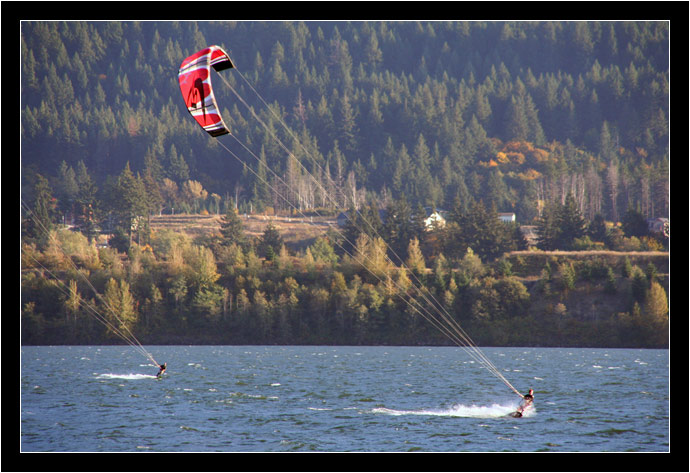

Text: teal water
xmin=20 ymin=345 xmax=669 ymax=453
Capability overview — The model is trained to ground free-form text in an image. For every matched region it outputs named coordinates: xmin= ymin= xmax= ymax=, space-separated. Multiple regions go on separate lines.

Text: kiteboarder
xmin=513 ymin=388 xmax=534 ymax=417
xmin=156 ymin=363 xmax=167 ymax=378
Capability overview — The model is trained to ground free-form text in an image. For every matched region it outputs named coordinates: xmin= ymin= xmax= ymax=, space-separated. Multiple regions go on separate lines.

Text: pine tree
xmin=536 ymin=194 xmax=587 ymax=250
xmin=337 ymin=92 xmax=358 ymax=154
xmin=406 ymin=237 xmax=426 ymax=276
xmin=22 ymin=45 xmax=39 ymax=90
xmin=383 ymin=196 xmax=414 ymax=264
xmin=572 ymin=22 xmax=595 ymax=70
xmin=535 ymin=201 xmax=559 ymax=250
xmin=28 ymin=174 xmax=56 ymax=244
xmin=457 ymin=247 xmax=485 ymax=281
xmin=63 ymin=279 xmax=81 ymax=325
xmin=643 ymin=281 xmax=668 ymax=322
xmin=258 ymin=222 xmax=284 ymax=261
xmin=219 ymin=206 xmax=247 ymax=249
xmin=391 ymin=143 xmax=411 ymax=197
xmin=186 ymin=245 xmax=220 ymax=292
xmin=411 ymin=134 xmax=435 ymax=204
xmin=313 ymin=95 xmax=335 ymax=146
xmin=115 ymin=163 xmax=148 ymax=246
xmin=143 ymin=146 xmax=165 ymax=183
xmin=599 ymin=121 xmax=616 ymax=161
xmin=102 ymin=278 xmax=137 ymax=339
xmin=485 ymin=169 xmax=509 ymax=211
xmin=55 ymin=161 xmax=79 ymax=223
xmin=505 ymin=95 xmax=529 ymax=142
xmin=621 ymin=208 xmax=648 ymax=238
xmin=168 ymin=144 xmax=189 ymax=183
xmin=74 ymin=161 xmax=99 ymax=241
xmin=309 ymin=236 xmax=338 ymax=266
xmin=523 ymin=92 xmax=545 ymax=145
xmin=473 ymin=86 xmax=492 ymax=126
xmin=557 ymin=193 xmax=587 ymax=249
xmin=359 ymin=201 xmax=384 ymax=239
xmin=588 ymin=214 xmax=608 ymax=244
xmin=456 ymin=200 xmax=507 ymax=261
xmin=364 ymin=27 xmax=383 ymax=68
xmin=640 ymin=280 xmax=668 ymax=347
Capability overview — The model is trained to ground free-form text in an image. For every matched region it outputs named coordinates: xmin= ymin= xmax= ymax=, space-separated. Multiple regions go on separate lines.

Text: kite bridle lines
xmin=210 ymin=63 xmax=522 ymax=398
xmin=21 ymin=200 xmax=159 ymax=368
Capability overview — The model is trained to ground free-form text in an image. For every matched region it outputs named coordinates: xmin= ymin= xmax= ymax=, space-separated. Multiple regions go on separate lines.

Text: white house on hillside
xmin=423 ymin=207 xmax=447 ymax=229
xmin=498 ymin=212 xmax=516 ymax=223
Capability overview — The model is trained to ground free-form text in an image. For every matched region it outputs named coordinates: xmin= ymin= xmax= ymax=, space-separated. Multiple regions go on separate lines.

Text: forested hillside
xmin=21 ymin=21 xmax=669 ymax=348
xmin=21 ymin=21 xmax=669 ymax=222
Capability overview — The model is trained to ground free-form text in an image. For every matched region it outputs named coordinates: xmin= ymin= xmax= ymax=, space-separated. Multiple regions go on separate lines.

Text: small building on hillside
xmin=498 ymin=212 xmax=516 ymax=223
xmin=647 ymin=217 xmax=669 ymax=235
xmin=423 ymin=207 xmax=447 ymax=229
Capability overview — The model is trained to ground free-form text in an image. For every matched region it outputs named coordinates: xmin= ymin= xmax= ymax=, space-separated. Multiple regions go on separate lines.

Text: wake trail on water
xmin=96 ymin=373 xmax=157 ymax=380
xmin=372 ymin=401 xmax=533 ymax=418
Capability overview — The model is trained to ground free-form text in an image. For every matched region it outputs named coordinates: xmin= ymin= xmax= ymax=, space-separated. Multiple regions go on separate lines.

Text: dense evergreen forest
xmin=21 ymin=21 xmax=669 ymax=348
xmin=22 ymin=21 xmax=669 ymax=219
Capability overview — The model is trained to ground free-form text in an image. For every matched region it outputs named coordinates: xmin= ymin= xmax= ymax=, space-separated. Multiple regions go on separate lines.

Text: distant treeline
xmin=21 ymin=203 xmax=669 ymax=348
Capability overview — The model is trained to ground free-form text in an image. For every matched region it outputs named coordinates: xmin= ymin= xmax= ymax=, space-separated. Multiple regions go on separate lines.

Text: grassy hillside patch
xmin=150 ymin=213 xmax=335 ymax=251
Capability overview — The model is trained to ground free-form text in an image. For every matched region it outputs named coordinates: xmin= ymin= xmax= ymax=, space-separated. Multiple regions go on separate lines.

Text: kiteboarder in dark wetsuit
xmin=513 ymin=388 xmax=534 ymax=417
xmin=156 ymin=363 xmax=167 ymax=378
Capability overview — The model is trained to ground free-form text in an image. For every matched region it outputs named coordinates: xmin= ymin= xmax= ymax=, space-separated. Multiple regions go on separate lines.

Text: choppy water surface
xmin=21 ymin=346 xmax=669 ymax=452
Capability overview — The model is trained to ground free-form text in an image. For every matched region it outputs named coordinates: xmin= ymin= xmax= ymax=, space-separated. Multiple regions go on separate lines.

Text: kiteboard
xmin=509 ymin=404 xmax=533 ymax=418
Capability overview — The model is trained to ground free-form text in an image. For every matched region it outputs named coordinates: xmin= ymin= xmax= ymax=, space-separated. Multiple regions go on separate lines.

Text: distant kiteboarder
xmin=511 ymin=389 xmax=534 ymax=417
xmin=156 ymin=363 xmax=167 ymax=378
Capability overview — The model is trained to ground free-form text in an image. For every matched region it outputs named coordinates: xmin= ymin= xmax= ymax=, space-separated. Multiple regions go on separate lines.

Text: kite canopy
xmin=178 ymin=45 xmax=234 ymax=137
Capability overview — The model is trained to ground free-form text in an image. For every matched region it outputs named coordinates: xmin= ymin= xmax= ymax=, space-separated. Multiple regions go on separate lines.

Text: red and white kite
xmin=178 ymin=45 xmax=234 ymax=137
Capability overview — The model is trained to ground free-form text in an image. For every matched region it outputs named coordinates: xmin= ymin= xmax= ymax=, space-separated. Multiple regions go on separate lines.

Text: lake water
xmin=20 ymin=345 xmax=669 ymax=454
